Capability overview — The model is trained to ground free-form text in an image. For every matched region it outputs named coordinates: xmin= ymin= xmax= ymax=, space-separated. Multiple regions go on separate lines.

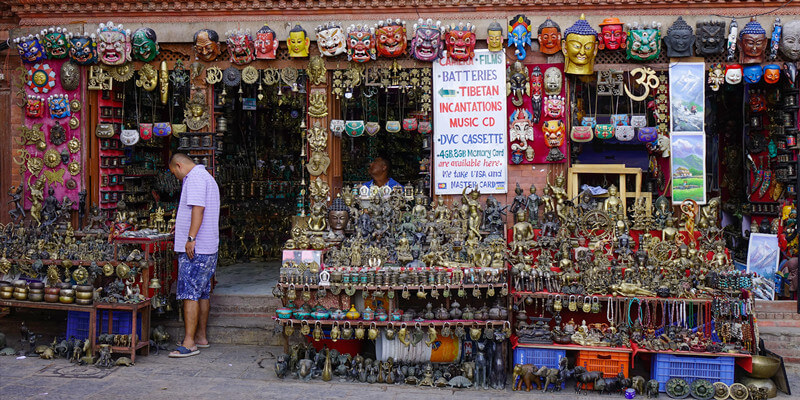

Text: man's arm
xmin=185 ymin=205 xmax=205 ymax=258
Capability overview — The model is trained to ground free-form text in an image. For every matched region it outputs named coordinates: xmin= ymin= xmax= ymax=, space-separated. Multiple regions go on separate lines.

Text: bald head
xmin=169 ymin=153 xmax=195 ymax=179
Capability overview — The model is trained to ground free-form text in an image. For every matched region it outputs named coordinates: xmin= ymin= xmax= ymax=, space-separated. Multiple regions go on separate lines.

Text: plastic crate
xmin=97 ymin=310 xmax=143 ymax=338
xmin=66 ymin=310 xmax=142 ymax=341
xmin=575 ymin=350 xmax=630 ymax=390
xmin=66 ymin=311 xmax=91 ymax=340
xmin=513 ymin=346 xmax=567 ymax=389
xmin=651 ymin=353 xmax=735 ymax=392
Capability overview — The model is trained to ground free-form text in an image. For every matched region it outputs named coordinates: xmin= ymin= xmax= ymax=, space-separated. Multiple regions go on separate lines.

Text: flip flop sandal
xmin=169 ymin=346 xmax=200 ymax=358
xmin=177 ymin=341 xmax=210 ymax=348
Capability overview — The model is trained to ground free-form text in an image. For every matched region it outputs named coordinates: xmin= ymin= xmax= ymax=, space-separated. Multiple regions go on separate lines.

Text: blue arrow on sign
xmin=438 ymin=88 xmax=456 ymax=97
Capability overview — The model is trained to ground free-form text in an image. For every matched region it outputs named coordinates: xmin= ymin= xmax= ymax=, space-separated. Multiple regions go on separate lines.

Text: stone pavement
xmin=0 ymin=344 xmax=798 ymax=400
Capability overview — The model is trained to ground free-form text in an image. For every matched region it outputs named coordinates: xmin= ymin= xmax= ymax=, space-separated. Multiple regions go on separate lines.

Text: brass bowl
xmin=75 ymin=285 xmax=94 ymax=292
xmin=75 ymin=298 xmax=93 ymax=306
xmin=28 ymin=293 xmax=43 ymax=302
xmin=14 ymin=288 xmax=28 ymax=295
xmin=748 ymin=355 xmax=781 ymax=379
xmin=0 ymin=286 xmax=13 ymax=293
xmin=13 ymin=291 xmax=27 ymax=300
xmin=29 ymin=288 xmax=43 ymax=294
xmin=59 ymin=289 xmax=75 ymax=297
xmin=44 ymin=287 xmax=60 ymax=295
xmin=76 ymin=291 xmax=93 ymax=300
xmin=56 ymin=282 xmax=73 ymax=289
xmin=59 ymin=295 xmax=75 ymax=304
xmin=13 ymin=279 xmax=27 ymax=288
xmin=44 ymin=294 xmax=59 ymax=303
xmin=0 ymin=280 xmax=11 ymax=287
xmin=739 ymin=376 xmax=778 ymax=397
xmin=29 ymin=282 xmax=44 ymax=289
xmin=0 ymin=291 xmax=12 ymax=299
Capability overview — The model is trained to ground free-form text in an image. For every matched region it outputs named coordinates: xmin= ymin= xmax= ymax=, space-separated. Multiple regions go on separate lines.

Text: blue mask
xmin=507 ymin=14 xmax=532 ymax=60
xmin=743 ymin=65 xmax=763 ymax=84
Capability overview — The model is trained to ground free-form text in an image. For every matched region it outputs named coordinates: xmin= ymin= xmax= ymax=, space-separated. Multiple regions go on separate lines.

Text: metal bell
xmin=148 ymin=277 xmax=161 ymax=290
xmin=216 ymin=115 xmax=228 ymax=134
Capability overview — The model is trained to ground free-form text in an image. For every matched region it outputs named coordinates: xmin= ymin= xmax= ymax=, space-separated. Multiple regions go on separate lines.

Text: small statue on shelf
xmin=307 ymin=202 xmax=328 ymax=233
xmin=526 ymin=184 xmax=541 ymax=228
xmin=628 ymin=196 xmax=652 ymax=231
xmin=510 ymin=183 xmax=528 ymax=223
xmin=86 ymin=205 xmax=109 ymax=233
xmin=603 ymin=184 xmax=625 ymax=225
xmin=29 ymin=178 xmax=45 ymax=226
xmin=482 ymin=195 xmax=507 ymax=239
xmin=7 ymin=185 xmax=25 ymax=223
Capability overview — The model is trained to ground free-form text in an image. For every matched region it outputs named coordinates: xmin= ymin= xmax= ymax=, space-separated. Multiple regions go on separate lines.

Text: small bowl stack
xmin=75 ymin=285 xmax=94 ymax=306
xmin=44 ymin=287 xmax=60 ymax=303
xmin=58 ymin=282 xmax=75 ymax=304
xmin=28 ymin=282 xmax=44 ymax=302
xmin=12 ymin=280 xmax=28 ymax=301
xmin=0 ymin=281 xmax=12 ymax=299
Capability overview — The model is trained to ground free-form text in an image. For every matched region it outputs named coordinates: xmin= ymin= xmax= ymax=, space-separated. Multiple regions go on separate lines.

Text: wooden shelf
xmin=274 ymin=318 xmax=507 ymax=327
xmin=511 ymin=291 xmax=713 ymax=303
xmin=515 ymin=342 xmax=633 ymax=353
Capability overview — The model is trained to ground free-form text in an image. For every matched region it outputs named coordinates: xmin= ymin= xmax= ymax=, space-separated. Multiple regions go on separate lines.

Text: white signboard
xmin=433 ymin=49 xmax=507 ymax=195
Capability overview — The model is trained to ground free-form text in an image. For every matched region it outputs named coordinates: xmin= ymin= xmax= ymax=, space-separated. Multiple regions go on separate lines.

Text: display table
xmin=0 ymin=299 xmax=97 ymax=356
xmin=96 ymin=299 xmax=151 ymax=362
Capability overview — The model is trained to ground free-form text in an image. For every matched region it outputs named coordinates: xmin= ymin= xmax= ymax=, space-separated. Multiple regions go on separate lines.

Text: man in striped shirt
xmin=168 ymin=153 xmax=220 ymax=358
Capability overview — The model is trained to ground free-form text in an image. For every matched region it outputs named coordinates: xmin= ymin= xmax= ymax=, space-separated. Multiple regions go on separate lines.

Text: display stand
xmin=0 ymin=299 xmax=97 ymax=356
xmin=568 ymin=164 xmax=643 ymax=210
xmin=96 ymin=298 xmax=151 ymax=362
xmin=113 ymin=234 xmax=173 ymax=298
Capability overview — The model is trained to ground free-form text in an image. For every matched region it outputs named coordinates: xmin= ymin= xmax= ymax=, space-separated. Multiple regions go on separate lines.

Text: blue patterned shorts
xmin=176 ymin=252 xmax=218 ymax=301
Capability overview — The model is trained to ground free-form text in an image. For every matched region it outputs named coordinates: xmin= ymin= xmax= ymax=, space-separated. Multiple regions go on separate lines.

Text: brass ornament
xmin=307 ymin=121 xmax=328 ymax=152
xmin=624 ymin=67 xmax=660 ymax=102
xmin=241 ymin=66 xmax=259 ymax=85
xmin=280 ymin=67 xmax=299 ymax=88
xmin=43 ymin=149 xmax=60 ymax=168
xmin=160 ymin=61 xmax=169 ymax=104
xmin=60 ymin=61 xmax=81 ymax=91
xmin=68 ymin=161 xmax=81 ymax=176
xmin=307 ymin=56 xmax=327 ymax=86
xmin=306 ymin=151 xmax=330 ymax=176
xmin=116 ymin=262 xmax=131 ymax=279
xmin=36 ymin=140 xmax=47 ymax=152
xmin=136 ymin=64 xmax=158 ymax=92
xmin=72 ymin=266 xmax=89 ymax=284
xmin=25 ymin=154 xmax=44 ymax=176
xmin=205 ymin=66 xmax=223 ymax=84
xmin=109 ymin=64 xmax=135 ymax=82
xmin=308 ymin=89 xmax=328 ymax=118
xmin=68 ymin=116 xmax=80 ymax=130
xmin=43 ymin=168 xmax=65 ymax=186
xmin=102 ymin=263 xmax=114 ymax=277
xmin=309 ymin=178 xmax=330 ymax=202
xmin=18 ymin=123 xmax=45 ymax=146
xmin=262 ymin=68 xmax=280 ymax=85
xmin=67 ymin=137 xmax=80 ymax=153
xmin=88 ymin=65 xmax=113 ymax=90
xmin=69 ymin=98 xmax=82 ymax=112
xmin=184 ymin=91 xmax=210 ymax=131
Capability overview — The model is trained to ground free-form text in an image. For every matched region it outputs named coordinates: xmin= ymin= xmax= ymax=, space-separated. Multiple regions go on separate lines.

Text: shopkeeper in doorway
xmin=364 ymin=157 xmax=402 ymax=188
xmin=167 ymin=153 xmax=220 ymax=358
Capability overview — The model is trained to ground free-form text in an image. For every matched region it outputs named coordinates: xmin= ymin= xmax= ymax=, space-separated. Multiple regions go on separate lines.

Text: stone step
xmin=210 ymin=294 xmax=281 ymax=308
xmin=210 ymin=304 xmax=279 ymax=315
xmin=754 ymin=300 xmax=798 ymax=313
xmin=155 ymin=315 xmax=282 ymax=346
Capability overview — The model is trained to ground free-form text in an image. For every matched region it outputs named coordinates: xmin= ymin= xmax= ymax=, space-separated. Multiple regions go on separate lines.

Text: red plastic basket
xmin=575 ymin=350 xmax=630 ymax=389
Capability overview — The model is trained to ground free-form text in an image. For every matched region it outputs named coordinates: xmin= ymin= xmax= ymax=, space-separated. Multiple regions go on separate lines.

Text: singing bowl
xmin=75 ymin=298 xmax=93 ymax=306
xmin=28 ymin=293 xmax=43 ymax=302
xmin=739 ymin=376 xmax=777 ymax=398
xmin=13 ymin=280 xmax=27 ymax=288
xmin=44 ymin=287 xmax=60 ymax=295
xmin=0 ymin=291 xmax=12 ymax=299
xmin=56 ymin=282 xmax=73 ymax=289
xmin=59 ymin=296 xmax=75 ymax=304
xmin=29 ymin=282 xmax=44 ymax=289
xmin=44 ymin=294 xmax=59 ymax=303
xmin=75 ymin=285 xmax=94 ymax=292
xmin=0 ymin=286 xmax=13 ymax=293
xmin=59 ymin=289 xmax=75 ymax=297
xmin=12 ymin=292 xmax=27 ymax=300
xmin=748 ymin=355 xmax=781 ymax=379
xmin=76 ymin=291 xmax=93 ymax=300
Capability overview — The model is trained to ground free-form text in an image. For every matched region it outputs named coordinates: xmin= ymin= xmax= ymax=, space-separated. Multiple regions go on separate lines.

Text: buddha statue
xmin=327 ymin=197 xmax=349 ymax=240
xmin=780 ymin=20 xmax=800 ymax=60
xmin=664 ymin=16 xmax=695 ymax=57
xmin=738 ymin=17 xmax=768 ymax=64
xmin=561 ymin=14 xmax=598 ymax=75
xmin=604 ymin=184 xmax=624 ymax=223
xmin=308 ymin=202 xmax=328 ymax=233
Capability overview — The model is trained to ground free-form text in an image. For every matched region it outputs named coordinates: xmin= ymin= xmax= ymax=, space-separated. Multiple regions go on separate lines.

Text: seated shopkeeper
xmin=364 ymin=157 xmax=402 ymax=188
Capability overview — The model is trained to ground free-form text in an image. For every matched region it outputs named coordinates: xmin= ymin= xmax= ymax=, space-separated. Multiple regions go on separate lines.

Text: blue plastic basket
xmin=513 ymin=346 xmax=567 ymax=389
xmin=66 ymin=310 xmax=142 ymax=340
xmin=66 ymin=311 xmax=91 ymax=340
xmin=651 ymin=353 xmax=735 ymax=392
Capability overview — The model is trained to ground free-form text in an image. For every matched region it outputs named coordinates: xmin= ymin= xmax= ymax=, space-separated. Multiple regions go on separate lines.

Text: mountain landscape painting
xmin=671 ymin=132 xmax=707 ymax=204
xmin=669 ymin=62 xmax=705 ymax=133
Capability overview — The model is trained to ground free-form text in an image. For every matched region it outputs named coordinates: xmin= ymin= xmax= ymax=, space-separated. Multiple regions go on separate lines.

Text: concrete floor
xmin=213 ymin=261 xmax=280 ymax=296
xmin=0 ymin=343 xmax=796 ymax=400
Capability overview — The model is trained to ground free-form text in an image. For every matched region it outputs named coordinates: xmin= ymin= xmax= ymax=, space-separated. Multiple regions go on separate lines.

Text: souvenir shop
xmin=0 ymin=4 xmax=798 ymax=399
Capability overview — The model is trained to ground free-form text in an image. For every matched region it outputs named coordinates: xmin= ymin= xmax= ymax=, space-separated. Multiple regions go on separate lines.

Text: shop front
xmin=0 ymin=2 xmax=797 ymax=397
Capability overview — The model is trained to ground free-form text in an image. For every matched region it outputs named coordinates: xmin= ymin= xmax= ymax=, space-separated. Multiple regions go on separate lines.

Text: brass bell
xmin=216 ymin=115 xmax=228 ymax=134
xmin=149 ymin=277 xmax=162 ymax=290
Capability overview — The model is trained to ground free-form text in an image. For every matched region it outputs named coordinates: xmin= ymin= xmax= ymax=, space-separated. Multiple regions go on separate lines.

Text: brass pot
xmin=76 ymin=291 xmax=93 ymax=300
xmin=29 ymin=282 xmax=44 ymax=289
xmin=59 ymin=295 xmax=75 ymax=304
xmin=75 ymin=285 xmax=94 ymax=292
xmin=28 ymin=293 xmax=44 ymax=302
xmin=0 ymin=291 xmax=12 ymax=299
xmin=44 ymin=287 xmax=60 ymax=295
xmin=44 ymin=294 xmax=60 ymax=303
xmin=13 ymin=291 xmax=27 ymax=300
xmin=59 ymin=289 xmax=75 ymax=297
xmin=75 ymin=298 xmax=93 ymax=306
xmin=739 ymin=376 xmax=778 ymax=398
xmin=748 ymin=355 xmax=781 ymax=379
